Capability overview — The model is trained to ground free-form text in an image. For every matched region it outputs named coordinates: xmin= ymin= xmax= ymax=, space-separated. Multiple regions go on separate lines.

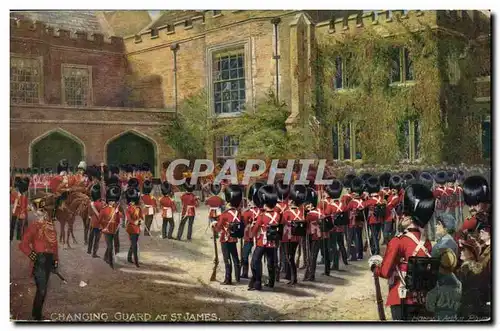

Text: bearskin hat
xmin=109 ymin=165 xmax=120 ymax=176
xmin=446 ymin=170 xmax=457 ymax=184
xmin=402 ymin=173 xmax=415 ymax=186
xmin=142 ymin=180 xmax=153 ymax=194
xmin=257 ymin=184 xmax=278 ymax=209
xmin=161 ymin=181 xmax=171 ymax=196
xmin=105 ymin=175 xmax=120 ymax=187
xmin=14 ymin=176 xmax=21 ymax=188
xmin=126 ymin=187 xmax=140 ymax=204
xmin=184 ymin=177 xmax=195 ymax=193
xmin=379 ymin=172 xmax=391 ymax=188
xmin=106 ymin=185 xmax=122 ymax=202
xmin=326 ymin=179 xmax=343 ymax=199
xmin=360 ymin=173 xmax=372 ymax=183
xmin=290 ymin=184 xmax=308 ymax=206
xmin=275 ymin=179 xmax=290 ymax=201
xmin=17 ymin=177 xmax=30 ymax=194
xmin=142 ymin=163 xmax=151 ymax=172
xmin=403 ymin=183 xmax=436 ymax=228
xmin=306 ymin=187 xmax=318 ymax=208
xmin=350 ymin=177 xmax=364 ymax=196
xmin=56 ymin=159 xmax=69 ymax=174
xmin=434 ymin=170 xmax=447 ymax=185
xmin=418 ymin=172 xmax=434 ymax=190
xmin=343 ymin=173 xmax=356 ymax=188
xmin=410 ymin=169 xmax=420 ymax=181
xmin=225 ymin=184 xmax=243 ymax=208
xmin=211 ymin=183 xmax=221 ymax=195
xmin=463 ymin=175 xmax=489 ymax=206
xmin=366 ymin=176 xmax=380 ymax=194
xmin=248 ymin=182 xmax=265 ymax=208
xmin=389 ymin=175 xmax=403 ymax=191
xmin=32 ymin=167 xmax=39 ymax=175
xmin=457 ymin=170 xmax=466 ymax=184
xmin=90 ymin=184 xmax=101 ymax=201
xmin=127 ymin=178 xmax=139 ymax=189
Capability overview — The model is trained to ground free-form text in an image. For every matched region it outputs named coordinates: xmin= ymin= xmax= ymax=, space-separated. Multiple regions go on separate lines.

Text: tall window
xmin=213 ymin=50 xmax=245 ymax=114
xmin=62 ymin=65 xmax=91 ymax=106
xmin=10 ymin=56 xmax=42 ymax=104
xmin=332 ymin=122 xmax=362 ymax=160
xmin=482 ymin=115 xmax=491 ymax=159
xmin=215 ymin=135 xmax=239 ymax=163
xmin=390 ymin=47 xmax=414 ymax=84
xmin=333 ymin=54 xmax=358 ymax=90
xmin=397 ymin=118 xmax=421 ymax=161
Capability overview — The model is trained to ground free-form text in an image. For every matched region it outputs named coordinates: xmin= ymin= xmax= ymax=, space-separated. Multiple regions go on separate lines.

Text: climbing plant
xmin=314 ymin=17 xmax=488 ymax=165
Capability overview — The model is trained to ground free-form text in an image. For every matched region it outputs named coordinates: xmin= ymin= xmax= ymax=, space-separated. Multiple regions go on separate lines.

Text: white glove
xmin=368 ymin=255 xmax=383 ymax=270
xmin=210 ymin=221 xmax=217 ymax=228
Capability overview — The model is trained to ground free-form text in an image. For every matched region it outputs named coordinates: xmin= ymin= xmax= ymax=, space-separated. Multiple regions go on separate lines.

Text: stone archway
xmin=105 ymin=130 xmax=157 ymax=175
xmin=30 ymin=129 xmax=85 ymax=169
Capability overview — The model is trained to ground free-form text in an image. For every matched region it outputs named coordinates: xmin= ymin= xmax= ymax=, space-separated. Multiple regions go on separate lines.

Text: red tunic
xmin=214 ymin=208 xmax=240 ymax=243
xmin=433 ymin=186 xmax=449 ymax=211
xmin=445 ymin=186 xmax=457 ymax=209
xmin=346 ymin=198 xmax=365 ymax=228
xmin=99 ymin=205 xmax=122 ymax=235
xmin=252 ymin=210 xmax=280 ymax=248
xmin=281 ymin=206 xmax=304 ymax=243
xmin=274 ymin=201 xmax=289 ymax=221
xmin=341 ymin=192 xmax=353 ymax=206
xmin=323 ymin=198 xmax=345 ymax=233
xmin=159 ymin=196 xmax=176 ymax=218
xmin=11 ymin=192 xmax=28 ymax=220
xmin=126 ymin=204 xmax=143 ymax=235
xmin=19 ymin=218 xmax=59 ymax=264
xmin=305 ymin=208 xmax=324 ymax=240
xmin=205 ymin=195 xmax=225 ymax=218
xmin=374 ymin=229 xmax=432 ymax=306
xmin=181 ymin=193 xmax=198 ymax=217
xmin=49 ymin=175 xmax=66 ymax=194
xmin=241 ymin=207 xmax=260 ymax=243
xmin=141 ymin=194 xmax=157 ymax=217
xmin=455 ymin=186 xmax=464 ymax=207
xmin=89 ymin=200 xmax=105 ymax=228
xmin=384 ymin=194 xmax=400 ymax=223
xmin=364 ymin=195 xmax=384 ymax=225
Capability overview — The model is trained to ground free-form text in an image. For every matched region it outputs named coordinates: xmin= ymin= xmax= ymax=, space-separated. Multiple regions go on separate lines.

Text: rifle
xmin=372 ymin=267 xmax=386 ymax=320
xmin=209 ymin=229 xmax=219 ymax=282
xmin=53 ymin=270 xmax=68 ymax=284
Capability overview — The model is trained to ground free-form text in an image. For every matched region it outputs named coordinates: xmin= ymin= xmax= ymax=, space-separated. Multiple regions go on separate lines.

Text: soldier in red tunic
xmin=304 ymin=187 xmax=323 ymax=281
xmin=249 ymin=185 xmax=280 ymax=291
xmin=281 ymin=184 xmax=306 ymax=285
xmin=87 ymin=184 xmax=104 ymax=258
xmin=99 ymin=185 xmax=123 ymax=269
xmin=19 ymin=194 xmax=59 ymax=320
xmin=205 ymin=183 xmax=225 ymax=229
xmin=324 ymin=179 xmax=348 ymax=271
xmin=274 ymin=179 xmax=289 ymax=283
xmin=126 ymin=187 xmax=142 ymax=267
xmin=431 ymin=170 xmax=449 ymax=241
xmin=369 ymin=183 xmax=436 ymax=320
xmin=457 ymin=175 xmax=490 ymax=239
xmin=211 ymin=184 xmax=243 ymax=285
xmin=382 ymin=175 xmax=402 ymax=244
xmin=141 ymin=180 xmax=156 ymax=237
xmin=11 ymin=176 xmax=29 ymax=241
xmin=159 ymin=182 xmax=176 ymax=239
xmin=176 ymin=178 xmax=199 ymax=241
xmin=364 ymin=176 xmax=384 ymax=255
xmin=240 ymin=182 xmax=264 ymax=279
xmin=345 ymin=177 xmax=365 ymax=261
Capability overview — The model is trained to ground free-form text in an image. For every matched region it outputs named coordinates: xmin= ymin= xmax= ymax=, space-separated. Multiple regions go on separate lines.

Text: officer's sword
xmin=52 ymin=270 xmax=68 ymax=284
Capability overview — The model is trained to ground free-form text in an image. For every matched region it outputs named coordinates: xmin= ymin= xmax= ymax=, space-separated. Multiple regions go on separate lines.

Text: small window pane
xmin=404 ymin=48 xmax=414 ymax=81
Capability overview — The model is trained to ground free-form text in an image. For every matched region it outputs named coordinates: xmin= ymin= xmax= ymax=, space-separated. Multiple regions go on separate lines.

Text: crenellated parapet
xmin=10 ymin=17 xmax=124 ymax=52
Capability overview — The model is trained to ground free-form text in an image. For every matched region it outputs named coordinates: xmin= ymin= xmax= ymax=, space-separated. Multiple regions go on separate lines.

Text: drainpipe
xmin=170 ymin=43 xmax=180 ymax=116
xmin=271 ymin=17 xmax=281 ymax=103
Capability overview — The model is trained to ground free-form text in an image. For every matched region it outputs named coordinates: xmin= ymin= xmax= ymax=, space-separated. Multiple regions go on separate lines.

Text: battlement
xmin=10 ymin=17 xmax=124 ymax=52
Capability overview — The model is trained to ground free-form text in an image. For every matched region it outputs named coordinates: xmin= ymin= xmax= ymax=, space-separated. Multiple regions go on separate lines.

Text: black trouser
xmin=221 ymin=242 xmax=240 ymax=282
xmin=128 ymin=233 xmax=139 ymax=265
xmin=104 ymin=233 xmax=115 ymax=268
xmin=144 ymin=215 xmax=153 ymax=236
xmin=10 ymin=216 xmax=27 ymax=241
xmin=383 ymin=221 xmax=394 ymax=244
xmin=249 ymin=246 xmax=276 ymax=290
xmin=32 ymin=253 xmax=53 ymax=320
xmin=284 ymin=242 xmax=298 ymax=283
xmin=319 ymin=237 xmax=331 ymax=275
xmin=162 ymin=217 xmax=175 ymax=239
xmin=370 ymin=223 xmax=382 ymax=255
xmin=304 ymin=237 xmax=320 ymax=281
xmin=330 ymin=231 xmax=348 ymax=269
xmin=275 ymin=240 xmax=282 ymax=282
xmin=177 ymin=216 xmax=195 ymax=240
xmin=241 ymin=241 xmax=253 ymax=276
xmin=87 ymin=228 xmax=101 ymax=255
xmin=346 ymin=227 xmax=363 ymax=260
xmin=114 ymin=229 xmax=120 ymax=254
xmin=390 ymin=304 xmax=426 ymax=321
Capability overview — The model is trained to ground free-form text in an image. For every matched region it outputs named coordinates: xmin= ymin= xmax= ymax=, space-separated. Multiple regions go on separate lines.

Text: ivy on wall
xmin=314 ymin=18 xmax=488 ymax=165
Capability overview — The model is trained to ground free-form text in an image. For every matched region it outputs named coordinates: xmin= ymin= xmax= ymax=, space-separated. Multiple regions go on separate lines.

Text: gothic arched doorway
xmin=31 ymin=130 xmax=85 ymax=169
xmin=106 ymin=131 xmax=156 ymax=175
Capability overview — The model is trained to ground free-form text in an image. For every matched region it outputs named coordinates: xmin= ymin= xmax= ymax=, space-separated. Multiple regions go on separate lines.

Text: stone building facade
xmin=10 ymin=10 xmax=491 ymax=173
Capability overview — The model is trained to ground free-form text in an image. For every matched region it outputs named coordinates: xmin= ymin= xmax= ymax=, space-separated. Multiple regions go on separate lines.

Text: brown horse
xmin=42 ymin=189 xmax=90 ymax=248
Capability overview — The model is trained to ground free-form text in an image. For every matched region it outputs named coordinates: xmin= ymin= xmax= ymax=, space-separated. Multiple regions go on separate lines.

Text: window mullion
xmin=400 ymin=48 xmax=405 ymax=83
xmin=409 ymin=120 xmax=414 ymax=161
